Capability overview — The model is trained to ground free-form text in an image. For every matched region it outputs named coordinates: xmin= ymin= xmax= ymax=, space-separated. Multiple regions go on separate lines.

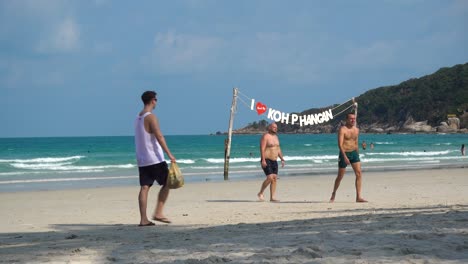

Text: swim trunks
xmin=138 ymin=161 xmax=169 ymax=186
xmin=262 ymin=159 xmax=278 ymax=175
xmin=338 ymin=150 xmax=360 ymax=168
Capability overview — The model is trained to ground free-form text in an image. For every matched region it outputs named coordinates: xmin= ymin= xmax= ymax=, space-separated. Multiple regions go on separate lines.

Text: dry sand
xmin=1 ymin=168 xmax=467 ymax=263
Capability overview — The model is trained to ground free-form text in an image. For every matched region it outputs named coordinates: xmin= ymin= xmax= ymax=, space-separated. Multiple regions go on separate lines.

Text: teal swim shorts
xmin=338 ymin=150 xmax=360 ymax=168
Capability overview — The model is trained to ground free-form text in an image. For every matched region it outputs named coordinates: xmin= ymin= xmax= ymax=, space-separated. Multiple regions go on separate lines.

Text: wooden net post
xmin=224 ymin=87 xmax=238 ymax=180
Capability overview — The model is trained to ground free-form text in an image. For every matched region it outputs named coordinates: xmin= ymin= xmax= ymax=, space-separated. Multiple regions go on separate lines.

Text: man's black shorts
xmin=138 ymin=161 xmax=169 ymax=186
xmin=262 ymin=159 xmax=278 ymax=176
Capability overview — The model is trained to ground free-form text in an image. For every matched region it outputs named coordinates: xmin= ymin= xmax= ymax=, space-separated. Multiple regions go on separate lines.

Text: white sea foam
xmin=190 ymin=166 xmax=224 ymax=169
xmin=9 ymin=162 xmax=74 ymax=169
xmin=363 ymin=150 xmax=452 ymax=156
xmin=0 ymin=175 xmax=136 ymax=185
xmin=0 ymin=156 xmax=84 ymax=163
xmin=10 ymin=163 xmax=135 ymax=171
xmin=176 ymin=159 xmax=195 ymax=164
xmin=361 ymin=156 xmax=458 ymax=162
xmin=205 ymin=155 xmax=336 ymax=163
xmin=284 ymin=155 xmax=336 ymax=161
xmin=205 ymin=158 xmax=258 ymax=163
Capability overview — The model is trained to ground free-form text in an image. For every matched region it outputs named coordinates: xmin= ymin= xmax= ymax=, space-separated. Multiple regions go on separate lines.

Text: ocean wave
xmin=284 ymin=155 xmax=336 ymax=161
xmin=204 ymin=155 xmax=337 ymax=164
xmin=363 ymin=150 xmax=452 ymax=156
xmin=205 ymin=157 xmax=258 ymax=163
xmin=0 ymin=170 xmax=110 ymax=176
xmin=0 ymin=175 xmax=136 ymax=185
xmin=9 ymin=162 xmax=74 ymax=169
xmin=0 ymin=156 xmax=84 ymax=163
xmin=189 ymin=166 xmax=224 ymax=169
xmin=176 ymin=159 xmax=195 ymax=164
xmin=361 ymin=156 xmax=459 ymax=162
xmin=10 ymin=163 xmax=135 ymax=171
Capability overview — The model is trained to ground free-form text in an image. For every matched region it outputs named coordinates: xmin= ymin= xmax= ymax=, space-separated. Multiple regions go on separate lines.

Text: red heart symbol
xmin=256 ymin=102 xmax=267 ymax=115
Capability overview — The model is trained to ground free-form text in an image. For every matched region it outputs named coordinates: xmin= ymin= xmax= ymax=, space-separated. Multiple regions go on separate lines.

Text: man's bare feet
xmin=152 ymin=214 xmax=172 ymax=223
xmin=329 ymin=192 xmax=336 ymax=203
xmin=257 ymin=193 xmax=265 ymax=201
xmin=138 ymin=220 xmax=155 ymax=227
xmin=152 ymin=217 xmax=171 ymax=223
xmin=356 ymin=198 xmax=368 ymax=203
xmin=270 ymin=199 xmax=280 ymax=202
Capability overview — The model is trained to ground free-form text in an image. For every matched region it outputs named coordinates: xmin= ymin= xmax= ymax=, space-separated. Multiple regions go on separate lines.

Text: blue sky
xmin=1 ymin=0 xmax=467 ymax=137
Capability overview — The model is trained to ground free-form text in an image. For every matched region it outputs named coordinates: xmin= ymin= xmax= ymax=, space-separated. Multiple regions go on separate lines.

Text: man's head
xmin=141 ymin=91 xmax=157 ymax=106
xmin=345 ymin=113 xmax=356 ymax=127
xmin=268 ymin=122 xmax=278 ymax=134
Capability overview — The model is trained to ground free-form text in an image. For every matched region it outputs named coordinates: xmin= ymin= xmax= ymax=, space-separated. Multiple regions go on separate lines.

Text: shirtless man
xmin=258 ymin=122 xmax=285 ymax=202
xmin=330 ymin=113 xmax=367 ymax=203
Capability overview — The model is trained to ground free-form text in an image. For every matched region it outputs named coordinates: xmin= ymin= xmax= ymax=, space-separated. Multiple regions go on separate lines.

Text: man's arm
xmin=260 ymin=134 xmax=267 ymax=168
xmin=355 ymin=128 xmax=360 ymax=153
xmin=277 ymin=144 xmax=285 ymax=168
xmin=148 ymin=114 xmax=176 ymax=163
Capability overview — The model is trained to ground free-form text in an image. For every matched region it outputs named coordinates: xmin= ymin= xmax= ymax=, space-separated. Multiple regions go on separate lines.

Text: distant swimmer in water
xmin=257 ymin=122 xmax=285 ymax=202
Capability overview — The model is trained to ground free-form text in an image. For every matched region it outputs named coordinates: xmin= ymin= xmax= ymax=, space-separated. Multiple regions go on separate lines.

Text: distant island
xmin=231 ymin=62 xmax=468 ymax=134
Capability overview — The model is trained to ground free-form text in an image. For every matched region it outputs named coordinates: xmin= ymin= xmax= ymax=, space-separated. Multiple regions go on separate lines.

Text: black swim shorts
xmin=138 ymin=161 xmax=169 ymax=186
xmin=338 ymin=150 xmax=360 ymax=168
xmin=262 ymin=159 xmax=278 ymax=176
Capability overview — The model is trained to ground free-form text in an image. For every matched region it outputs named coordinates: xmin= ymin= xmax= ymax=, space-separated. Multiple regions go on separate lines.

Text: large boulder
xmin=368 ymin=127 xmax=385 ymax=133
xmin=402 ymin=117 xmax=435 ymax=132
xmin=459 ymin=112 xmax=468 ymax=129
xmin=447 ymin=117 xmax=460 ymax=129
xmin=436 ymin=124 xmax=457 ymax=133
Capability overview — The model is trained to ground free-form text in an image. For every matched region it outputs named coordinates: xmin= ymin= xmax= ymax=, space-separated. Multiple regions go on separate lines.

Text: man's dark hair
xmin=141 ymin=91 xmax=157 ymax=105
xmin=347 ymin=112 xmax=355 ymax=118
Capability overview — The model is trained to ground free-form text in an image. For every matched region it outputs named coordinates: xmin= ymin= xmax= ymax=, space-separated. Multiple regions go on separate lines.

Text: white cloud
xmin=147 ymin=30 xmax=324 ymax=83
xmin=0 ymin=59 xmax=66 ymax=89
xmin=0 ymin=0 xmax=69 ymax=21
xmin=240 ymin=32 xmax=323 ymax=83
xmin=149 ymin=31 xmax=224 ymax=73
xmin=93 ymin=0 xmax=109 ymax=7
xmin=341 ymin=41 xmax=400 ymax=69
xmin=36 ymin=18 xmax=80 ymax=53
xmin=92 ymin=42 xmax=114 ymax=53
xmin=448 ymin=0 xmax=468 ymax=15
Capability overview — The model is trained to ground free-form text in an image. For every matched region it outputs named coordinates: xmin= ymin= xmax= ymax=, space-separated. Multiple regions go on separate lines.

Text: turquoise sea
xmin=0 ymin=134 xmax=467 ymax=192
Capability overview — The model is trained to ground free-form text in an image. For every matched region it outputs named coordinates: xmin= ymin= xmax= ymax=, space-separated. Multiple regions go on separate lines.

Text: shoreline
xmin=1 ymin=167 xmax=467 ymax=263
xmin=1 ymin=163 xmax=467 ymax=193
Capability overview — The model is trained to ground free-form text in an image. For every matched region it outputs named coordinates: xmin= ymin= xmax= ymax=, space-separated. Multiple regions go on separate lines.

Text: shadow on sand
xmin=1 ymin=204 xmax=468 ymax=263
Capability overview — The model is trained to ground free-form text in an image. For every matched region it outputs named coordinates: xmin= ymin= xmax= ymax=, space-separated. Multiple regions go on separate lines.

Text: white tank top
xmin=134 ymin=112 xmax=165 ymax=167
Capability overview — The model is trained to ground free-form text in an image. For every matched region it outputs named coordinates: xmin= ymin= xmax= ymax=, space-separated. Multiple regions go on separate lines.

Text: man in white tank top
xmin=135 ymin=91 xmax=176 ymax=226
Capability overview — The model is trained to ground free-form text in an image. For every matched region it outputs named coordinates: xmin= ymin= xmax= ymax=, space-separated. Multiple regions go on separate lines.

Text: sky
xmin=1 ymin=0 xmax=467 ymax=137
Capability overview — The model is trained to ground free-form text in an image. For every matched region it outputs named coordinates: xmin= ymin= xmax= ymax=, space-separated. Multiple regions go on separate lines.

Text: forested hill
xmin=357 ymin=63 xmax=468 ymax=127
xmin=236 ymin=62 xmax=468 ymax=134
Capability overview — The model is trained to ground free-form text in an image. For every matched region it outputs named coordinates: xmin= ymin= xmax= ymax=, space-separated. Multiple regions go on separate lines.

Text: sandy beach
xmin=1 ymin=168 xmax=467 ymax=263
